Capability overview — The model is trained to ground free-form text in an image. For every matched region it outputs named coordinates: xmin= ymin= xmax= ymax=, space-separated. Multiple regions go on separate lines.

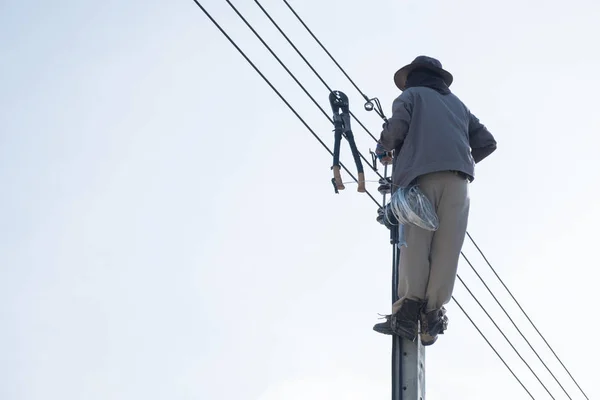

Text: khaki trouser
xmin=392 ymin=171 xmax=470 ymax=314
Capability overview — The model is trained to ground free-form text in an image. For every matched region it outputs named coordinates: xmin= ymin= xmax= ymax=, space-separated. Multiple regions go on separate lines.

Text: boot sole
xmin=373 ymin=326 xmax=393 ymax=335
xmin=420 ymin=334 xmax=437 ymax=346
xmin=392 ymin=324 xmax=418 ymax=341
xmin=373 ymin=323 xmax=417 ymax=341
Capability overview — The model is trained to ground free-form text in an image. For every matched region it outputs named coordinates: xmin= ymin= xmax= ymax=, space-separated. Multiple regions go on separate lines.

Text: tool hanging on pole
xmin=329 ymin=90 xmax=366 ymax=193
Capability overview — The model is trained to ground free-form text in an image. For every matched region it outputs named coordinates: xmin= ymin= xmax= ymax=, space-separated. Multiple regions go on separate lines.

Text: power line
xmin=228 ymin=1 xmax=330 ymax=123
xmin=456 ymin=274 xmax=557 ymax=400
xmin=254 ymin=0 xmax=331 ymax=92
xmin=461 ymin=251 xmax=573 ymax=399
xmin=191 ymin=0 xmax=381 ymax=207
xmin=465 ymin=232 xmax=589 ymax=400
xmin=223 ymin=0 xmax=382 ymax=181
xmin=253 ymin=0 xmax=381 ymax=141
xmin=280 ymin=0 xmax=372 ymax=105
xmin=453 ymin=296 xmax=536 ymax=400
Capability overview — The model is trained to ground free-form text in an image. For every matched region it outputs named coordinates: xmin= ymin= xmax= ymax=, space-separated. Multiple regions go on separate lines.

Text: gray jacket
xmin=379 ymin=87 xmax=497 ymax=190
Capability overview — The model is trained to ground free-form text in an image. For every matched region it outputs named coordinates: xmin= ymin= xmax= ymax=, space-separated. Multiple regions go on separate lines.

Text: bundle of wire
xmin=389 ymin=185 xmax=439 ymax=231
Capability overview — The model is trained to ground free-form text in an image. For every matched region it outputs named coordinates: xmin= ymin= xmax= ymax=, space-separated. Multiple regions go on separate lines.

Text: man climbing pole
xmin=373 ymin=56 xmax=497 ymax=346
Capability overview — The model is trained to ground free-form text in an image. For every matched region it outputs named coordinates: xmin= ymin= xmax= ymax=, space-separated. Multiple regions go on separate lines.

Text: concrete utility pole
xmin=391 ymin=226 xmax=426 ymax=400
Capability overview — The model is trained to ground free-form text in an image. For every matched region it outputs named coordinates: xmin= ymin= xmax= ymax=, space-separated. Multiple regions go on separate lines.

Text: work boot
xmin=420 ymin=307 xmax=448 ymax=346
xmin=373 ymin=299 xmax=422 ymax=341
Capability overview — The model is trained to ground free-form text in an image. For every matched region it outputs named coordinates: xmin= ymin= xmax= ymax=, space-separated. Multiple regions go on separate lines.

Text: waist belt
xmin=451 ymin=170 xmax=470 ymax=180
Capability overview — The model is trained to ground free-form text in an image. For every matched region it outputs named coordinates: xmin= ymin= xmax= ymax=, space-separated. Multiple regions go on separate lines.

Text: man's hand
xmin=376 ymin=204 xmax=398 ymax=230
xmin=375 ymin=142 xmax=393 ymax=166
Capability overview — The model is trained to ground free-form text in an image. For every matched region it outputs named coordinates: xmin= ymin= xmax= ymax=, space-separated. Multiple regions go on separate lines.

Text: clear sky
xmin=1 ymin=0 xmax=599 ymax=399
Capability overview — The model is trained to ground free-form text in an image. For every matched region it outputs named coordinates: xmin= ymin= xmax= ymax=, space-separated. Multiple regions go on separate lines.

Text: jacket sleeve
xmin=378 ymin=93 xmax=413 ymax=152
xmin=468 ymin=112 xmax=497 ymax=163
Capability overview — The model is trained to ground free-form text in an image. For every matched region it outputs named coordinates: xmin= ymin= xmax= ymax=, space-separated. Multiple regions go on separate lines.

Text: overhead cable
xmin=223 ymin=0 xmax=382 ymax=181
xmin=466 ymin=232 xmax=589 ymax=400
xmin=461 ymin=251 xmax=573 ymax=399
xmin=191 ymin=0 xmax=381 ymax=207
xmin=457 ymin=274 xmax=557 ymax=400
xmin=253 ymin=0 xmax=385 ymax=137
xmin=280 ymin=0 xmax=377 ymax=110
xmin=453 ymin=296 xmax=537 ymax=400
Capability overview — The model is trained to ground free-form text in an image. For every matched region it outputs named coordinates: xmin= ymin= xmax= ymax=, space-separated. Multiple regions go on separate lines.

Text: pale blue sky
xmin=2 ymin=1 xmax=599 ymax=399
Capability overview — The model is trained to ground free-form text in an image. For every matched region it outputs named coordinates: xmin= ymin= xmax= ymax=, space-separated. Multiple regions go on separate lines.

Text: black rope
xmin=453 ymin=296 xmax=536 ymax=400
xmin=225 ymin=0 xmax=382 ymax=180
xmin=465 ymin=232 xmax=589 ymax=400
xmin=461 ymin=252 xmax=573 ymax=399
xmin=456 ymin=274 xmax=557 ymax=400
xmin=191 ymin=0 xmax=381 ymax=208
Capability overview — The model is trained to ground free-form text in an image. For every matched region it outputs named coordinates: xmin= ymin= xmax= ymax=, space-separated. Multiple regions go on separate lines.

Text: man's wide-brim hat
xmin=394 ymin=55 xmax=453 ymax=91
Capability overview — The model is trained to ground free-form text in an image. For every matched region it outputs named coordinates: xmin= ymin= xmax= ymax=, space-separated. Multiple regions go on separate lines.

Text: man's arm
xmin=378 ymin=93 xmax=413 ymax=152
xmin=469 ymin=112 xmax=497 ymax=163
